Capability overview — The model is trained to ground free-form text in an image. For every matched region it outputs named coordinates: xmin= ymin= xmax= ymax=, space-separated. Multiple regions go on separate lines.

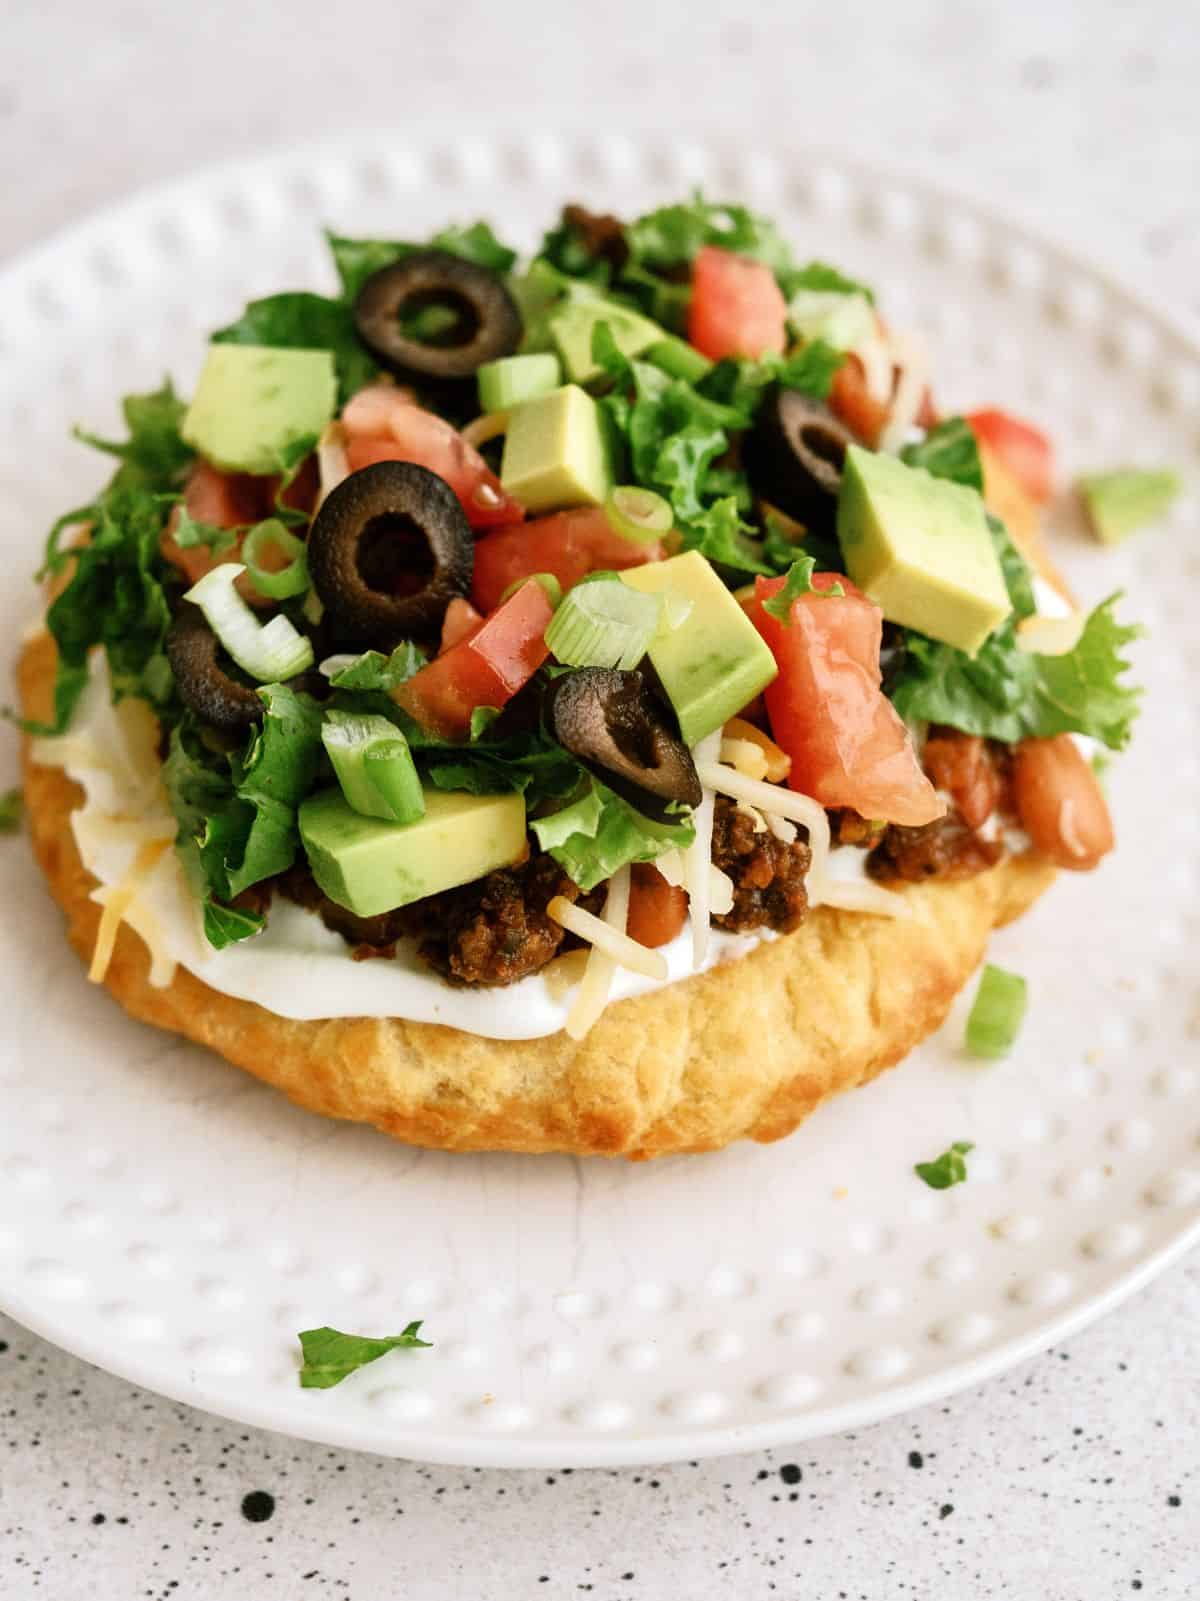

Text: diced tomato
xmin=471 ymin=507 xmax=662 ymax=614
xmin=626 ymin=864 xmax=688 ymax=948
xmin=966 ymin=409 xmax=1054 ymax=503
xmin=160 ymin=461 xmax=273 ymax=601
xmin=750 ymin=573 xmax=944 ymax=827
xmin=393 ymin=579 xmax=553 ymax=739
xmin=828 ymin=354 xmax=890 ymax=447
xmin=439 ymin=597 xmax=485 ymax=655
xmin=342 ymin=385 xmax=523 ymax=529
xmin=686 ymin=246 xmax=787 ymax=362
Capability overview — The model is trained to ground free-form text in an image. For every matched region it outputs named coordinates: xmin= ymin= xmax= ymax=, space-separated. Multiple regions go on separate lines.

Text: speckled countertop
xmin=2 ymin=2 xmax=1199 ymax=1595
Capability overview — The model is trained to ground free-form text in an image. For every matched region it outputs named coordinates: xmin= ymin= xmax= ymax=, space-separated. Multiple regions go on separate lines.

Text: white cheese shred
xmin=686 ymin=731 xmax=723 ymax=967
xmin=316 ymin=422 xmax=351 ymax=510
xmin=878 ymin=331 xmax=929 ymax=454
xmin=87 ymin=836 xmax=174 ymax=985
xmin=552 ymin=869 xmax=669 ymax=1040
xmin=695 ymin=760 xmax=832 ymax=895
xmin=461 ymin=411 xmax=510 ymax=449
xmin=817 ymin=877 xmax=911 ymax=920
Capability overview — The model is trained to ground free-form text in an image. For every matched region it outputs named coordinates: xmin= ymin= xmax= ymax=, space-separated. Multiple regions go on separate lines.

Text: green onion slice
xmin=965 ymin=963 xmax=1028 ymax=1059
xmin=242 ymin=518 xmax=310 ymax=600
xmin=498 ymin=571 xmax=563 ymax=609
xmin=605 ymin=485 xmax=673 ymax=546
xmin=545 ymin=577 xmax=664 ymax=671
xmin=321 ymin=710 xmax=425 ymax=824
xmin=184 ymin=564 xmax=314 ymax=683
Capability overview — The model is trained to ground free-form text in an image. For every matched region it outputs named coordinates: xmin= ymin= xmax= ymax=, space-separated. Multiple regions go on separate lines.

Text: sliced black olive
xmin=307 ymin=460 xmax=473 ymax=646
xmin=166 ymin=604 xmax=264 ymax=731
xmin=744 ymin=384 xmax=857 ymax=531
xmin=547 ymin=668 xmax=702 ymax=825
xmin=353 ymin=250 xmax=522 ymax=382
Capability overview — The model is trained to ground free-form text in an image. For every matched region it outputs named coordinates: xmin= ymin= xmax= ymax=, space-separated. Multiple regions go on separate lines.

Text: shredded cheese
xmin=708 ymin=864 xmax=734 ymax=916
xmin=686 ymin=730 xmax=723 ymax=967
xmin=316 ymin=422 xmax=350 ymax=510
xmin=878 ymin=331 xmax=929 ymax=454
xmin=87 ymin=836 xmax=173 ymax=985
xmin=695 ymin=760 xmax=831 ymax=894
xmin=461 ymin=410 xmax=510 ymax=449
xmin=818 ymin=877 xmax=911 ymax=919
xmin=541 ymin=948 xmax=589 ymax=1003
xmin=764 ymin=812 xmax=797 ymax=844
xmin=547 ymin=890 xmax=667 ymax=982
xmin=720 ymin=737 xmax=769 ymax=782
xmin=722 ymin=718 xmax=791 ymax=782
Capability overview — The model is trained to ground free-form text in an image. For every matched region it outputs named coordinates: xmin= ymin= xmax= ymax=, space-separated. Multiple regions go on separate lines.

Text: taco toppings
xmin=26 ymin=195 xmax=1147 ymax=1038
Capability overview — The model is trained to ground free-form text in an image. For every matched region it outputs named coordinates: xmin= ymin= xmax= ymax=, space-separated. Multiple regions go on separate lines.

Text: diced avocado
xmin=478 ymin=353 xmax=562 ymax=415
xmin=1079 ymin=468 xmax=1181 ymax=545
xmin=837 ymin=445 xmax=1011 ymax=656
xmin=182 ymin=345 xmax=336 ymax=476
xmin=550 ymin=299 xmax=664 ymax=384
xmin=500 ymin=384 xmax=612 ymax=514
xmin=621 ymin=551 xmax=778 ymax=746
xmin=298 ymin=786 xmax=527 ymax=918
xmin=644 ymin=336 xmax=714 ymax=385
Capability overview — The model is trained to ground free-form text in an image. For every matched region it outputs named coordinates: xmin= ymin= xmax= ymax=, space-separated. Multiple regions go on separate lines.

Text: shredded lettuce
xmin=297 ymin=1323 xmax=431 ymax=1389
xmin=762 ymin=557 xmax=843 ymax=620
xmin=914 ymin=1141 xmax=973 ymax=1190
xmin=891 ymin=593 xmax=1141 ymax=749
xmin=531 ymin=779 xmax=695 ymax=892
xmin=328 ymin=643 xmax=428 ymax=694
xmin=901 ymin=416 xmax=984 ymax=492
xmin=71 ymin=380 xmax=193 ymax=493
xmin=779 ymin=259 xmax=875 ymax=304
xmin=163 ymin=685 xmax=325 ymax=945
xmin=624 ymin=194 xmax=797 ymax=276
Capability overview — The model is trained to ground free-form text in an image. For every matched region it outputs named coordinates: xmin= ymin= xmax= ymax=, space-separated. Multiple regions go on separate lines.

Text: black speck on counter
xmin=908 ymin=1451 xmax=924 ymax=1469
xmin=779 ymin=1464 xmax=801 ymax=1486
xmin=90 ymin=1513 xmax=106 ymax=1526
xmin=1167 ymin=1495 xmax=1181 ymax=1507
xmin=240 ymin=1492 xmax=275 ymax=1525
xmin=938 ymin=1503 xmax=954 ymax=1519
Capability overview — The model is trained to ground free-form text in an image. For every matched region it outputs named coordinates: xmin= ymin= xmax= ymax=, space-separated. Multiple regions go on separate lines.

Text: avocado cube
xmin=298 ymin=787 xmax=527 ymax=919
xmin=182 ymin=345 xmax=337 ymax=476
xmin=621 ymin=551 xmax=778 ymax=747
xmin=1078 ymin=468 xmax=1181 ymax=545
xmin=550 ymin=299 xmax=665 ymax=384
xmin=500 ymin=384 xmax=612 ymax=514
xmin=837 ymin=445 xmax=1011 ymax=656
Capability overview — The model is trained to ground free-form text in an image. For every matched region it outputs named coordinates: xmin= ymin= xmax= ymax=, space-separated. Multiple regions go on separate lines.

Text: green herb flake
xmin=0 ymin=788 xmax=23 ymax=833
xmin=914 ymin=1141 xmax=974 ymax=1191
xmin=172 ymin=506 xmax=240 ymax=556
xmin=297 ymin=1323 xmax=432 ymax=1390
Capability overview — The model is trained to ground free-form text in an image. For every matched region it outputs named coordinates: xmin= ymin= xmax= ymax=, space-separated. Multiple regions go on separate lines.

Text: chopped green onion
xmin=498 ymin=571 xmax=563 ymax=609
xmin=242 ymin=518 xmax=310 ymax=600
xmin=965 ymin=963 xmax=1028 ymax=1059
xmin=605 ymin=485 xmax=674 ymax=546
xmin=184 ymin=564 xmax=314 ymax=683
xmin=644 ymin=336 xmax=713 ymax=385
xmin=545 ymin=577 xmax=664 ymax=671
xmin=321 ymin=709 xmax=425 ymax=824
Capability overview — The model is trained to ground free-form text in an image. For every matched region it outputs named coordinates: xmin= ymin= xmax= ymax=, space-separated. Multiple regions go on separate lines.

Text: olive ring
xmin=353 ymin=250 xmax=522 ymax=382
xmin=166 ymin=603 xmax=265 ymax=731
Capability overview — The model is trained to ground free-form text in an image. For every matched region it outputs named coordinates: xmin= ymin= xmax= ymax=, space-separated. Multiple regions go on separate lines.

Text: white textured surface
xmin=2 ymin=2 xmax=1199 ymax=1594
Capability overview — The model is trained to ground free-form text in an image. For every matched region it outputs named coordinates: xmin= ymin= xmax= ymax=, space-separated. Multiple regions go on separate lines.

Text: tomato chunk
xmin=967 ymin=409 xmax=1054 ymax=503
xmin=750 ymin=573 xmax=944 ymax=827
xmin=439 ymin=597 xmax=485 ymax=655
xmin=393 ymin=579 xmax=553 ymax=739
xmin=828 ymin=354 xmax=890 ymax=447
xmin=687 ymin=246 xmax=787 ymax=362
xmin=342 ymin=386 xmax=523 ymax=529
xmin=471 ymin=507 xmax=662 ymax=614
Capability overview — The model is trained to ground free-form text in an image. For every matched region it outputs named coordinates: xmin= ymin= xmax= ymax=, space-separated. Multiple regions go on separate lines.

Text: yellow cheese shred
xmin=87 ymin=836 xmax=173 ymax=985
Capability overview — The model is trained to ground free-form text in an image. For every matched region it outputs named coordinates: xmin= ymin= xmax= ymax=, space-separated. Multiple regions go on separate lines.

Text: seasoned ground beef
xmin=406 ymin=854 xmax=602 ymax=987
xmin=280 ymin=853 xmax=602 ymax=986
xmin=828 ymin=809 xmax=886 ymax=849
xmin=867 ymin=812 xmax=1002 ymax=884
xmin=710 ymin=795 xmax=812 ymax=935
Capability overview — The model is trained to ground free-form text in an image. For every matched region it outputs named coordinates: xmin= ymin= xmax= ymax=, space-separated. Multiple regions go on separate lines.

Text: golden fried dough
xmin=18 ymin=632 xmax=1054 ymax=1159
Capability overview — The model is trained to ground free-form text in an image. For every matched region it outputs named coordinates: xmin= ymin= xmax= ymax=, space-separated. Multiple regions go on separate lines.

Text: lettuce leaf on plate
xmin=532 ymin=779 xmax=694 ymax=892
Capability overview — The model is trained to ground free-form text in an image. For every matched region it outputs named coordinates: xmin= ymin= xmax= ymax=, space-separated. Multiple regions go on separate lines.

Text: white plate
xmin=1 ymin=134 xmax=1198 ymax=1469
